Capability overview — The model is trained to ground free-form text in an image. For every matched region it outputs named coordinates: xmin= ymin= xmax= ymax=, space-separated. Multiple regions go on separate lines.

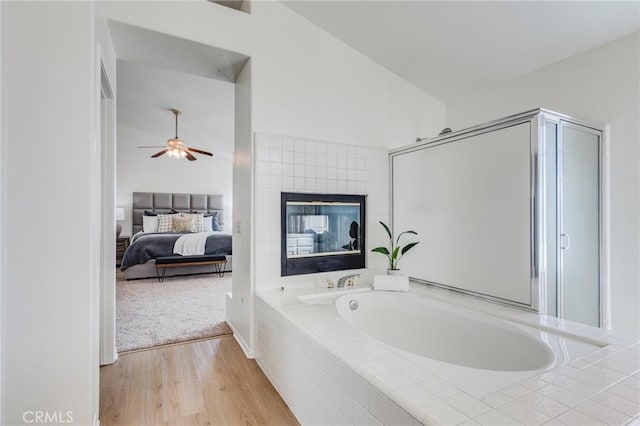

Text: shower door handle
xmin=560 ymin=233 xmax=571 ymax=250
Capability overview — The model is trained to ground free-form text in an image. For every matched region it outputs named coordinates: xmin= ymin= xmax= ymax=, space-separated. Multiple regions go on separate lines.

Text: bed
xmin=121 ymin=192 xmax=233 ymax=280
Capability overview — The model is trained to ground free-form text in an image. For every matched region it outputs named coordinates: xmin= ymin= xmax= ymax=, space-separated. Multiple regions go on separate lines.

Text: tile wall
xmin=254 ymin=132 xmax=390 ymax=289
xmin=256 ymin=297 xmax=422 ymax=426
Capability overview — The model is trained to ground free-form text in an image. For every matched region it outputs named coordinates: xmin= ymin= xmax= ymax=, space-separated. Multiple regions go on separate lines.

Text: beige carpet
xmin=116 ymin=270 xmax=232 ymax=352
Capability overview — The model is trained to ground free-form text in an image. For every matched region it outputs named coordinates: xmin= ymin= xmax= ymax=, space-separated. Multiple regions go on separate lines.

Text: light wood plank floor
xmin=100 ymin=336 xmax=299 ymax=426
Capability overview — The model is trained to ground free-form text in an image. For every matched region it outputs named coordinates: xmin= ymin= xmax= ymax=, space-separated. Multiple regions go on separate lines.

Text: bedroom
xmin=2 ymin=1 xmax=639 ymax=425
xmin=112 ymin=27 xmax=240 ymax=352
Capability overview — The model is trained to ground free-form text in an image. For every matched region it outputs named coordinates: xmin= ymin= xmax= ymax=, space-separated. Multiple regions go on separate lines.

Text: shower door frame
xmin=540 ymin=112 xmax=608 ymax=329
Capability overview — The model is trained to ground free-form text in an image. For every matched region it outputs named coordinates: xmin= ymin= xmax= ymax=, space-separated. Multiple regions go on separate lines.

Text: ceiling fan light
xmin=144 ymin=109 xmax=212 ymax=161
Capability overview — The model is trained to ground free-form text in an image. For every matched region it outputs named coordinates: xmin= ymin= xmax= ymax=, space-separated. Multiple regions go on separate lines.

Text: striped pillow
xmin=157 ymin=214 xmax=174 ymax=233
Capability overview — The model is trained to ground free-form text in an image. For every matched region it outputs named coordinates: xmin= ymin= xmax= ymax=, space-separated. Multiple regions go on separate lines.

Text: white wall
xmin=97 ymin=0 xmax=446 ymax=352
xmin=229 ymin=60 xmax=253 ymax=355
xmin=2 ymin=2 xmax=99 ymax=425
xmin=97 ymin=1 xmax=446 ymax=150
xmin=445 ymin=32 xmax=640 ymax=337
xmin=0 ymin=1 xmax=5 ymax=420
xmin=116 ymin=61 xmax=234 ymax=234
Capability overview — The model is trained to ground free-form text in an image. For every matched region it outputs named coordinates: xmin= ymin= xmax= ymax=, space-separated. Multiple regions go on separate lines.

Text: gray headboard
xmin=132 ymin=192 xmax=224 ymax=234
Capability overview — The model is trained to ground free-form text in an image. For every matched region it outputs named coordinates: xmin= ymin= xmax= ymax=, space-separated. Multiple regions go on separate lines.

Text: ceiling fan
xmin=139 ymin=109 xmax=213 ymax=161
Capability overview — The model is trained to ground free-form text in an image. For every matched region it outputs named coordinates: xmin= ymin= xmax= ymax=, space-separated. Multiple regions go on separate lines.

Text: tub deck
xmin=256 ymin=281 xmax=640 ymax=426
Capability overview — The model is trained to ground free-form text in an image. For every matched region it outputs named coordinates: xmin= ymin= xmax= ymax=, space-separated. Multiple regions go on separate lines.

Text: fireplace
xmin=281 ymin=192 xmax=366 ymax=276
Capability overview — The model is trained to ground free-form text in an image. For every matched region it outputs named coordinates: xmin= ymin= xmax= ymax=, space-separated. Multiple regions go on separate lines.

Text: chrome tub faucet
xmin=337 ymin=273 xmax=360 ymax=288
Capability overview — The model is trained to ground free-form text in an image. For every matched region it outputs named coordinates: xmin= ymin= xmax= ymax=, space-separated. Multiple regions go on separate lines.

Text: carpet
xmin=116 ymin=270 xmax=233 ymax=352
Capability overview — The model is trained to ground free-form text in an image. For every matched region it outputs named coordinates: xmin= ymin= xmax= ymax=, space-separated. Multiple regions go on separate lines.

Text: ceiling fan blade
xmin=188 ymin=147 xmax=213 ymax=157
xmin=184 ymin=151 xmax=197 ymax=161
xmin=138 ymin=146 xmax=167 ymax=149
xmin=151 ymin=149 xmax=168 ymax=158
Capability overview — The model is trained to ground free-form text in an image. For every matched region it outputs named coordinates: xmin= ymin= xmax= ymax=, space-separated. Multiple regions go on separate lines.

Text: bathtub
xmin=257 ymin=282 xmax=639 ymax=425
xmin=334 ymin=290 xmax=601 ymax=397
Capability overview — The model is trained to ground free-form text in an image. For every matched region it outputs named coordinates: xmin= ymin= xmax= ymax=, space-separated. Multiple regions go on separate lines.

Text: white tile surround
xmin=254 ymin=132 xmax=391 ymax=289
xmin=255 ymin=283 xmax=640 ymax=426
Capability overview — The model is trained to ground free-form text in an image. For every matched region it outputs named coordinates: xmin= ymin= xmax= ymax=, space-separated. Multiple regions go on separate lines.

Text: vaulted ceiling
xmin=283 ymin=1 xmax=640 ymax=103
xmin=107 ymin=21 xmax=246 ymax=160
xmin=116 ymin=60 xmax=235 ymax=160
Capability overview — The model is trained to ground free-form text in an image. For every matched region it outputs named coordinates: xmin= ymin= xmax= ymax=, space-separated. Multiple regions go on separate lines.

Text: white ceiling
xmin=108 ymin=21 xmax=249 ymax=83
xmin=117 ymin=60 xmax=235 ymax=159
xmin=283 ymin=1 xmax=640 ymax=103
xmin=108 ymin=20 xmax=244 ymax=160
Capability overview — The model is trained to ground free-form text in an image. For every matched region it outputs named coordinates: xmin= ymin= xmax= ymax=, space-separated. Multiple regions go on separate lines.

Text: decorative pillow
xmin=142 ymin=215 xmax=159 ymax=233
xmin=145 ymin=210 xmax=178 ymax=216
xmin=172 ymin=215 xmax=195 ymax=232
xmin=180 ymin=213 xmax=204 ymax=232
xmin=203 ymin=215 xmax=213 ymax=232
xmin=157 ymin=214 xmax=175 ymax=233
xmin=210 ymin=211 xmax=221 ymax=231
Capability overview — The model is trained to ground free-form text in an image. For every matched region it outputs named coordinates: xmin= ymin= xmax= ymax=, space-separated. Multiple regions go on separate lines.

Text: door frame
xmin=98 ymin=46 xmax=118 ymax=366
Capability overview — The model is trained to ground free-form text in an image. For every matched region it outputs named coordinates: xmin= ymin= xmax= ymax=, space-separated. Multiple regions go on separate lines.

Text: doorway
xmin=99 ymin=21 xmax=250 ymax=360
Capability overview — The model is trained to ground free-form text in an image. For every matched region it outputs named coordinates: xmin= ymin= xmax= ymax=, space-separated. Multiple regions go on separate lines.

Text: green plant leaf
xmin=392 ymin=246 xmax=400 ymax=260
xmin=373 ymin=222 xmax=419 ymax=271
xmin=401 ymin=241 xmax=420 ymax=255
xmin=379 ymin=221 xmax=393 ymax=240
xmin=396 ymin=230 xmax=418 ymax=245
xmin=371 ymin=247 xmax=390 ymax=255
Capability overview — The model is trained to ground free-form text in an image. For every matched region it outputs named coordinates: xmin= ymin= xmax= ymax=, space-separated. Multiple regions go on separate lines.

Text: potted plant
xmin=371 ymin=221 xmax=419 ymax=275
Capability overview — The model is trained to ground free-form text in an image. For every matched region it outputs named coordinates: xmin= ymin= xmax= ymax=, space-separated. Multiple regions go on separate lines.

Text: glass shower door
xmin=558 ymin=122 xmax=601 ymax=327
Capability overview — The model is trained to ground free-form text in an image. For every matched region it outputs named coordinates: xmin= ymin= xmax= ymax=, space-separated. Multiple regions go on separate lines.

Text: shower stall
xmin=391 ymin=108 xmax=605 ymax=328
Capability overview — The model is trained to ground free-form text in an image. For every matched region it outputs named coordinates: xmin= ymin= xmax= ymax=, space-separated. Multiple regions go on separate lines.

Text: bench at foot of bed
xmin=154 ymin=255 xmax=227 ymax=282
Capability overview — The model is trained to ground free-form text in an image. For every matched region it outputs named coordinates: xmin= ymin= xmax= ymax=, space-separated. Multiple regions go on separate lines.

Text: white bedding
xmin=173 ymin=231 xmax=216 ymax=256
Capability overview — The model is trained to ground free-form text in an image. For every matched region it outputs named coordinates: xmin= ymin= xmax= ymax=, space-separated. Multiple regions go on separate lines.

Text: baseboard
xmin=100 ymin=345 xmax=118 ymax=366
xmin=226 ymin=318 xmax=254 ymax=358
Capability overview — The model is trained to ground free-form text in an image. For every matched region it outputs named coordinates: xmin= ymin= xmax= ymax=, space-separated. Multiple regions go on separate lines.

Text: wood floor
xmin=100 ymin=336 xmax=299 ymax=426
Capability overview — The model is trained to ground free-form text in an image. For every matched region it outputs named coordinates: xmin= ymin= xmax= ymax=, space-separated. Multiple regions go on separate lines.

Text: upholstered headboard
xmin=132 ymin=192 xmax=224 ymax=234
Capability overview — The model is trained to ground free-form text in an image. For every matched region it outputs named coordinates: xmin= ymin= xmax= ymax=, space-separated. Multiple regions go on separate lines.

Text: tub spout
xmin=337 ymin=274 xmax=360 ymax=288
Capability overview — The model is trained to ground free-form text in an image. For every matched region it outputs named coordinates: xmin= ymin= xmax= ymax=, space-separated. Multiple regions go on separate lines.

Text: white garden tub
xmin=334 ymin=291 xmax=601 ymax=397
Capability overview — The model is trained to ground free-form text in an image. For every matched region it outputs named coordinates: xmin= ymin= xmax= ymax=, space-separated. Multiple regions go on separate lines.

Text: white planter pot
xmin=387 ymin=269 xmax=403 ymax=276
